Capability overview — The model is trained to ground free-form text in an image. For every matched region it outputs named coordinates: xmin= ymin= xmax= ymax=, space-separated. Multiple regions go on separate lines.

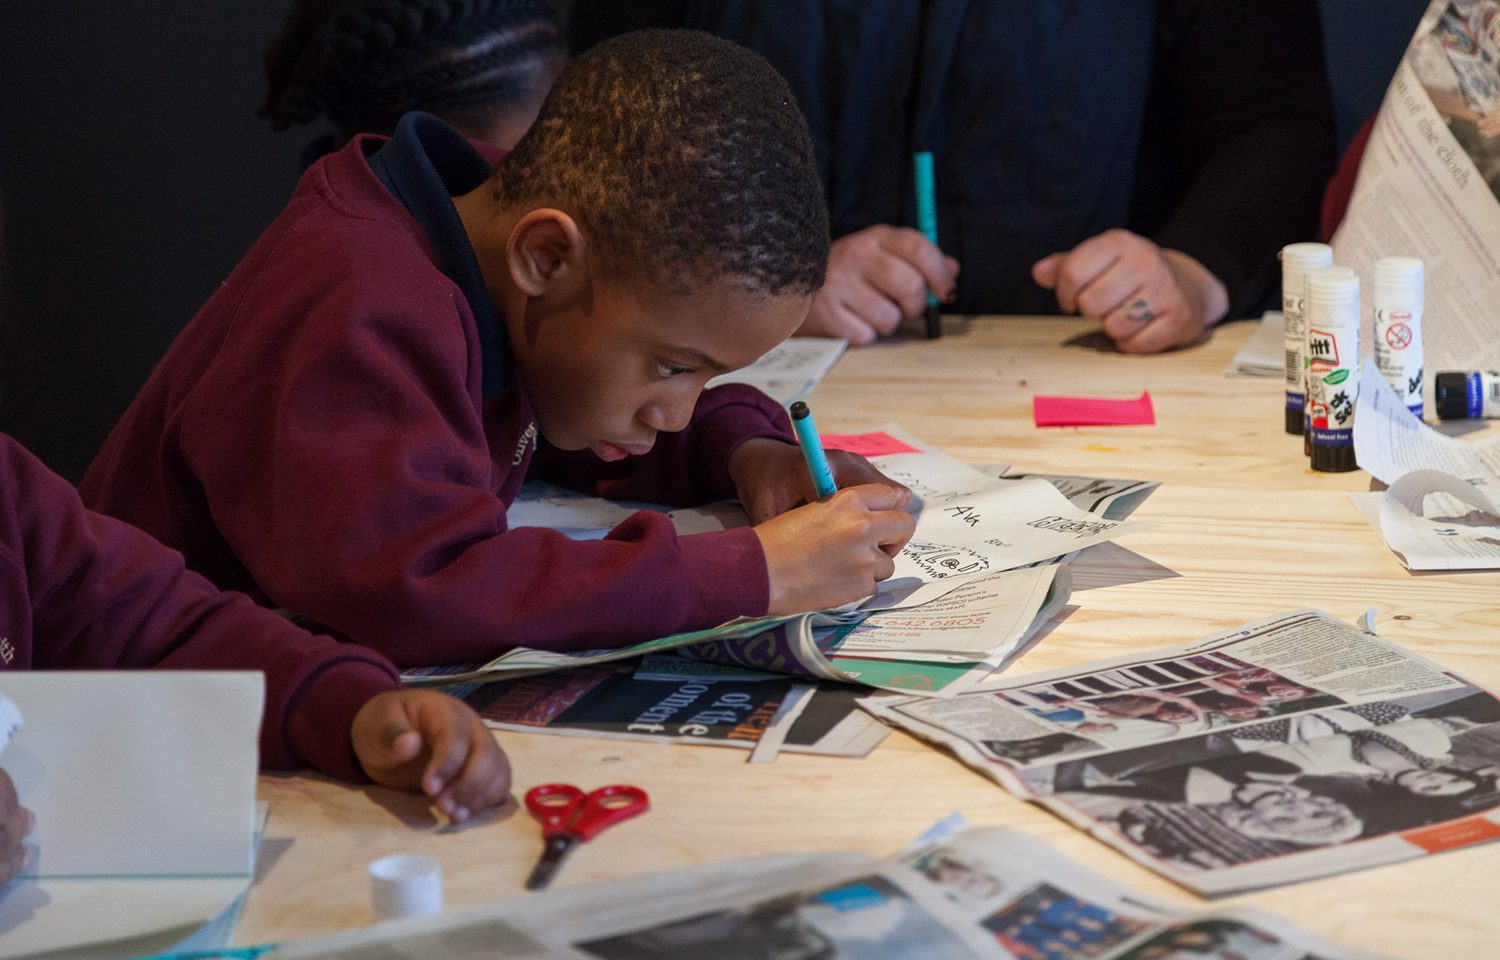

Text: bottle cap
xmin=1280 ymin=242 xmax=1334 ymax=272
xmin=1306 ymin=266 xmax=1358 ymax=304
xmin=370 ymin=854 xmax=443 ymax=921
xmin=1373 ymin=256 xmax=1423 ymax=287
xmin=1434 ymin=372 xmax=1471 ymax=420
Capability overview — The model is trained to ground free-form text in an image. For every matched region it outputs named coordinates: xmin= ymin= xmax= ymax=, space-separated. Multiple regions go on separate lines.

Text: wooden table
xmin=241 ymin=316 xmax=1500 ymax=956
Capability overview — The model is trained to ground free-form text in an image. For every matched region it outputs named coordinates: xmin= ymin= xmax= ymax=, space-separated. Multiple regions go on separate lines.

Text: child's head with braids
xmin=261 ymin=0 xmax=565 ymax=151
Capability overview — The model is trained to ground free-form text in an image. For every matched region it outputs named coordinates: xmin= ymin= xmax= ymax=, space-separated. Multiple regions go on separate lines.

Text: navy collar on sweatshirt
xmin=367 ymin=112 xmax=511 ymax=398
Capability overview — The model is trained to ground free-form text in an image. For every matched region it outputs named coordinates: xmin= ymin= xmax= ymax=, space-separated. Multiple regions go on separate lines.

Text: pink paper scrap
xmin=1033 ymin=391 xmax=1155 ymax=427
xmin=819 ymin=431 xmax=922 ymax=457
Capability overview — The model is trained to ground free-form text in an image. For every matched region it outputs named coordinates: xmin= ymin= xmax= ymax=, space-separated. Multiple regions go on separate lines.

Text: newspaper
xmin=705 ymin=336 xmax=848 ymax=405
xmin=862 ymin=610 xmax=1500 ymax=896
xmin=461 ymin=657 xmax=890 ymax=758
xmin=1353 ymin=357 xmax=1500 ymax=568
xmin=1332 ymin=1 xmax=1500 ymax=384
xmin=261 ymin=827 xmax=1387 ymax=960
xmin=409 ymin=431 xmax=1152 ymax=690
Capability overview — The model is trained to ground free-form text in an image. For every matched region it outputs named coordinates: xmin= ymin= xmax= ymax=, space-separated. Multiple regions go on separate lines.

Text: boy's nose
xmin=642 ymin=399 xmax=694 ymax=434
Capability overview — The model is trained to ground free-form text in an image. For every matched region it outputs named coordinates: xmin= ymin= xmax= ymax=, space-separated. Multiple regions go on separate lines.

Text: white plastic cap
xmin=1373 ymin=256 xmax=1423 ymax=298
xmin=1306 ymin=265 xmax=1359 ymax=304
xmin=370 ymin=854 xmax=443 ymax=921
xmin=1281 ymin=242 xmax=1334 ymax=273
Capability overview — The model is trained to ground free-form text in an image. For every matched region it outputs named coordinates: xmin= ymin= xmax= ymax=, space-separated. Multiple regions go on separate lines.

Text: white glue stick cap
xmin=1306 ymin=266 xmax=1359 ymax=304
xmin=1373 ymin=256 xmax=1423 ymax=296
xmin=1280 ymin=242 xmax=1334 ymax=272
xmin=370 ymin=854 xmax=443 ymax=921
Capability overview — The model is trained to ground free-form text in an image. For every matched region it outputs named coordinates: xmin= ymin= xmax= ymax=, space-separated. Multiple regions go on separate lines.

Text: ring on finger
xmin=1125 ymin=298 xmax=1155 ymax=324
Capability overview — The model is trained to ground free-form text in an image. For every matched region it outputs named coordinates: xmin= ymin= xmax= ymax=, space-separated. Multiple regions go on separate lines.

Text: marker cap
xmin=1434 ymin=372 xmax=1472 ymax=420
xmin=370 ymin=854 xmax=443 ymax=921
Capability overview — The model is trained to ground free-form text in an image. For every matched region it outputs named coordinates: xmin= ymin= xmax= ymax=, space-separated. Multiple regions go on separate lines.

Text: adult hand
xmin=799 ymin=225 xmax=959 ymax=344
xmin=353 ymin=690 xmax=512 ymax=824
xmin=0 ymin=769 xmax=32 ymax=886
xmin=754 ymin=484 xmax=916 ymax=615
xmin=727 ymin=437 xmax=912 ymax=524
xmin=1032 ymin=229 xmax=1228 ymax=354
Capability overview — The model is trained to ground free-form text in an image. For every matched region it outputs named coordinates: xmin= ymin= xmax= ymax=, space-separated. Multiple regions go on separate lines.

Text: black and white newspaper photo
xmin=863 ymin=611 xmax=1500 ymax=895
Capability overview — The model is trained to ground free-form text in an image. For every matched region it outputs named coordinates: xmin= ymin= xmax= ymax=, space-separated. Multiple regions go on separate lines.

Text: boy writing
xmin=0 ymin=432 xmax=511 ymax=886
xmin=82 ymin=31 xmax=916 ymax=667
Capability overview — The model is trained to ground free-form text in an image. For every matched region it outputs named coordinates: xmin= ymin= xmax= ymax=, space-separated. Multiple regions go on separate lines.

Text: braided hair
xmin=261 ymin=0 xmax=564 ymax=146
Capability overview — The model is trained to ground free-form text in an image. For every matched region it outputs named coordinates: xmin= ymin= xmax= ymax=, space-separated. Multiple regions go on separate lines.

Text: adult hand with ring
xmin=1032 ymin=229 xmax=1229 ymax=353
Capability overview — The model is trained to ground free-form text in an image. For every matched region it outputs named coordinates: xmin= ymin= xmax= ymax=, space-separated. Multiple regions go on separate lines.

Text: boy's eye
xmin=656 ymin=361 xmax=694 ymax=378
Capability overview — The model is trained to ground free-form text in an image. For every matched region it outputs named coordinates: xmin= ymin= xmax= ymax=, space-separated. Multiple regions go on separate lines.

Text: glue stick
xmin=1305 ymin=266 xmax=1360 ymax=472
xmin=1372 ymin=257 xmax=1425 ymax=418
xmin=1281 ymin=242 xmax=1333 ymax=435
xmin=1434 ymin=370 xmax=1500 ymax=419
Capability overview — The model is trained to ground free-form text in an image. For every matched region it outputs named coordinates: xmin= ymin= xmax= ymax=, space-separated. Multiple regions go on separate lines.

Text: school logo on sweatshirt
xmin=513 ymin=422 xmax=538 ymax=466
xmin=0 ymin=637 xmax=13 ymax=664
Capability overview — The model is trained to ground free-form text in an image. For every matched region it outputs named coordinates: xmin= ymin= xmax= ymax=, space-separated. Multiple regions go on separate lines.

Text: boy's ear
xmin=506 ymin=209 xmax=587 ymax=299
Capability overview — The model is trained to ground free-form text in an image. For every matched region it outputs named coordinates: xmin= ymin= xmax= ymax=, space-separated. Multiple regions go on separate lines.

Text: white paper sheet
xmin=0 ymin=672 xmax=262 ymax=959
xmin=1380 ymin=468 xmax=1500 ymax=570
xmin=1223 ymin=311 xmax=1285 ymax=377
xmin=1354 ymin=360 xmax=1500 ymax=492
xmin=1352 ymin=359 xmax=1500 ymax=569
xmin=706 ymin=337 xmax=847 ymax=405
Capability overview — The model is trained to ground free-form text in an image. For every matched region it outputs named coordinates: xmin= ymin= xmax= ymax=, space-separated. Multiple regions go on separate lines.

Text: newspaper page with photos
xmin=863 ymin=610 xmax=1500 ymax=896
xmin=1332 ymin=1 xmax=1500 ymax=383
xmin=261 ymin=828 xmax=1386 ymax=960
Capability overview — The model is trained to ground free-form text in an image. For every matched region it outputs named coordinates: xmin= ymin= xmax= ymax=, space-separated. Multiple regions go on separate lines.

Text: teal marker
xmin=789 ymin=401 xmax=837 ymax=498
xmin=913 ymin=150 xmax=942 ymax=339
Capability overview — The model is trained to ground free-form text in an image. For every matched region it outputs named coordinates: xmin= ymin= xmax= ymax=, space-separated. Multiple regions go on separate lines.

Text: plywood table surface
xmin=242 ymin=316 xmax=1500 ymax=957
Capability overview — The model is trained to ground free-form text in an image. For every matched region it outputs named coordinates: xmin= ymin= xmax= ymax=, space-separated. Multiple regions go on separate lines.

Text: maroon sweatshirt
xmin=1 ymin=434 xmax=399 ymax=781
xmin=82 ymin=114 xmax=793 ymax=668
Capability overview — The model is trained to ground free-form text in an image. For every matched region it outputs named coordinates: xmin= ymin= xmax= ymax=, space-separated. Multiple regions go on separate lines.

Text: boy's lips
xmin=593 ymin=439 xmax=654 ymax=461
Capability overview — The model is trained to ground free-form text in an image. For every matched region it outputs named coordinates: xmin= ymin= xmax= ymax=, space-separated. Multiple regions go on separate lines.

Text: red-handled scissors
xmin=523 ymin=783 xmax=650 ymax=891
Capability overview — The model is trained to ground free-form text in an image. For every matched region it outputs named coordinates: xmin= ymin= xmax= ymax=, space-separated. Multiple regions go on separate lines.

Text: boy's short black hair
xmin=492 ymin=29 xmax=829 ymax=298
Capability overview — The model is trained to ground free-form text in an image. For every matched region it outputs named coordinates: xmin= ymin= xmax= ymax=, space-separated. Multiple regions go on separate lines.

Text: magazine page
xmin=684 ymin=565 xmax=1071 ymax=697
xmin=863 ymin=611 xmax=1500 ymax=895
xmin=266 ymin=854 xmax=879 ymax=960
xmin=462 ymin=658 xmax=888 ymax=758
xmin=1331 ymin=1 xmax=1500 ymax=379
xmin=900 ymin=827 xmax=1388 ymax=960
xmin=261 ymin=827 xmax=1387 ymax=960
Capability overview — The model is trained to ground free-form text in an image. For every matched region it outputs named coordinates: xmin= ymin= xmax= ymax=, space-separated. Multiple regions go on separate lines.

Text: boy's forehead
xmin=606 ymin=282 xmax=809 ymax=355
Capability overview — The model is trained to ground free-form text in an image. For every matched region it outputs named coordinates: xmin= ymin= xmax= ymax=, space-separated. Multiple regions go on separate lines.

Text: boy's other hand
xmin=0 ymin=769 xmax=33 ymax=886
xmin=728 ymin=438 xmax=912 ymax=525
xmin=754 ymin=484 xmax=917 ymax=615
xmin=798 ymin=225 xmax=959 ymax=344
xmin=1031 ymin=229 xmax=1228 ymax=354
xmin=353 ymin=690 xmax=512 ymax=824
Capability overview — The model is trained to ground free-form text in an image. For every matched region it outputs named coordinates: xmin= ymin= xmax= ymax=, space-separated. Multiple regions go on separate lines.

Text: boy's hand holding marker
xmin=353 ymin=690 xmax=512 ymax=825
xmin=1031 ymin=229 xmax=1229 ymax=354
xmin=729 ymin=407 xmax=916 ymax=617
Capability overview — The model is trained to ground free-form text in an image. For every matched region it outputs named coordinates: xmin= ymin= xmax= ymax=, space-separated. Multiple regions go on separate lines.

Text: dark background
xmin=0 ymin=0 xmax=1426 ymax=481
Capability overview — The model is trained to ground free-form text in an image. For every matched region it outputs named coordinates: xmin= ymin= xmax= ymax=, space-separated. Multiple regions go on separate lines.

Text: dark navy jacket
xmin=572 ymin=0 xmax=1337 ymax=318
